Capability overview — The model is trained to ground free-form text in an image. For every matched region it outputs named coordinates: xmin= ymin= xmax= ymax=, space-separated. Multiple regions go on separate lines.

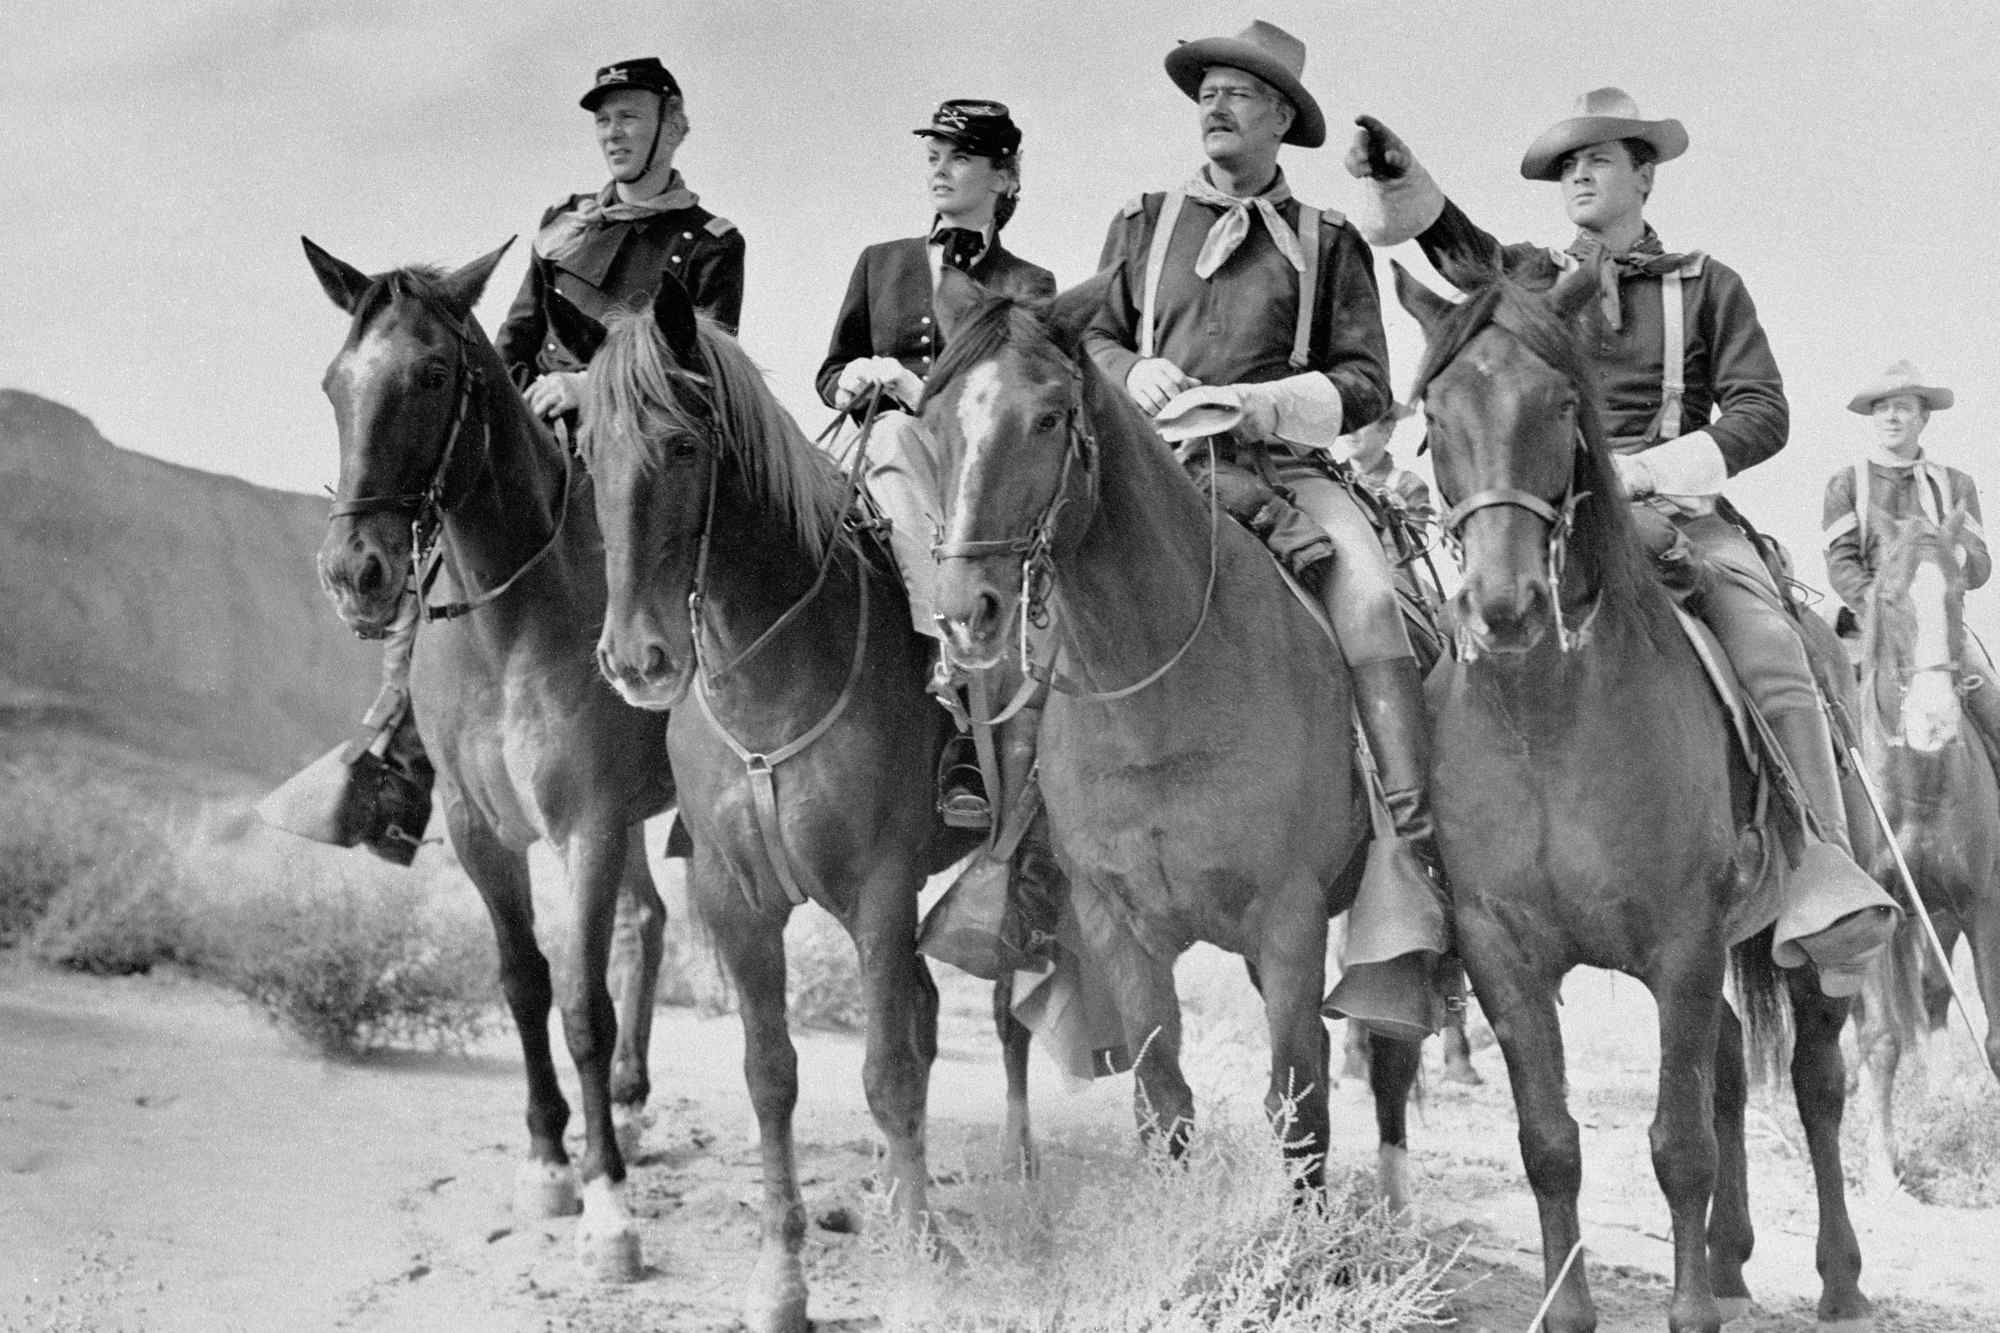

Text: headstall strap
xmin=1439 ymin=427 xmax=1597 ymax=655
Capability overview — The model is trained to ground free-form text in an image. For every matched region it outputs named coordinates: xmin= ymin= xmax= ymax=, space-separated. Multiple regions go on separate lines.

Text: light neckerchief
xmin=533 ymin=171 xmax=702 ymax=263
xmin=1181 ymin=168 xmax=1303 ymax=279
xmin=1564 ymin=226 xmax=1701 ymax=331
xmin=1871 ymin=443 xmax=1926 ymax=470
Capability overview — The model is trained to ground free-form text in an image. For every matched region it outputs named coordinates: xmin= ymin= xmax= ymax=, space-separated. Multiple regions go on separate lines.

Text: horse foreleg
xmin=1968 ymin=900 xmax=2000 ymax=1081
xmin=1461 ymin=919 xmax=1595 ymax=1333
xmin=1706 ymin=1001 xmax=1754 ymax=1322
xmin=559 ymin=824 xmax=642 ymax=1282
xmin=1788 ymin=969 xmax=1872 ymax=1329
xmin=1648 ymin=952 xmax=1725 ymax=1333
xmin=1255 ymin=899 xmax=1331 ymax=1195
xmin=1368 ymin=1034 xmax=1423 ymax=1218
xmin=707 ymin=887 xmax=808 ymax=1333
xmin=849 ymin=863 xmax=940 ymax=1240
xmin=450 ymin=805 xmax=574 ymax=1216
xmin=1852 ymin=952 xmax=1905 ymax=1195
xmin=1123 ymin=952 xmax=1193 ymax=1157
xmin=994 ymin=974 xmax=1038 ymax=1180
xmin=608 ymin=828 xmax=666 ymax=1159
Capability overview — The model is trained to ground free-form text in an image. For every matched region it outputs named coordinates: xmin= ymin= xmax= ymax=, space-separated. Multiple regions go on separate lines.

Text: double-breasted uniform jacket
xmin=1082 ymin=186 xmax=1391 ymax=433
xmin=494 ymin=194 xmax=745 ymax=384
xmin=1413 ymin=199 xmax=1787 ymax=488
xmin=814 ymin=235 xmax=1056 ymax=409
xmin=1823 ymin=457 xmax=1990 ymax=613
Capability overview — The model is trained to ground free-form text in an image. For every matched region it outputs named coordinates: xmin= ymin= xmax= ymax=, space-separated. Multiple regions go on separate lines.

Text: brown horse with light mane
xmin=922 ymin=269 xmax=1422 ymax=1204
xmin=1398 ymin=259 xmax=1873 ymax=1333
xmin=302 ymin=238 xmax=676 ymax=1282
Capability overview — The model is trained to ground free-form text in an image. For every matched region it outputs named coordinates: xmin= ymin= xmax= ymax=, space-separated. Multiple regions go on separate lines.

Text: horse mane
xmin=584 ymin=307 xmax=847 ymax=563
xmin=1412 ymin=273 xmax=1676 ymax=645
xmin=917 ymin=292 xmax=1060 ymax=407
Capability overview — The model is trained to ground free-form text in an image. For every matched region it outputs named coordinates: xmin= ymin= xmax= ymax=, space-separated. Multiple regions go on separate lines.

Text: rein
xmin=325 ymin=288 xmax=573 ymax=626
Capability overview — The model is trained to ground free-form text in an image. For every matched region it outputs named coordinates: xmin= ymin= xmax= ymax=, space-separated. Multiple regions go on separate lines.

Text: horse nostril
xmin=970 ymin=590 xmax=1003 ymax=638
xmin=355 ymin=554 xmax=386 ymax=597
xmin=642 ymin=642 xmax=669 ymax=681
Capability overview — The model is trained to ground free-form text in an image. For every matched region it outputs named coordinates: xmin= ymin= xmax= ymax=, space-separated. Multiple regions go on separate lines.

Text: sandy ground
xmin=2 ymin=945 xmax=1995 ymax=1333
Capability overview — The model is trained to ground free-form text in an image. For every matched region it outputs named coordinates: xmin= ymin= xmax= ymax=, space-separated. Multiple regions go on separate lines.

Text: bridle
xmin=930 ymin=365 xmax=1222 ymax=718
xmin=324 ymin=283 xmax=572 ymax=626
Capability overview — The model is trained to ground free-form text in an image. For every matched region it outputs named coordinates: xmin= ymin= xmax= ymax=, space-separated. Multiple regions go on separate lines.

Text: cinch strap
xmin=1139 ymin=192 xmax=1322 ymax=368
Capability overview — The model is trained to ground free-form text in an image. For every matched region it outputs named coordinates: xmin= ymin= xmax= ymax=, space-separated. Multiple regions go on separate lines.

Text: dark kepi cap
xmin=913 ymin=99 xmax=1023 ymax=159
xmin=581 ymin=57 xmax=681 ymax=110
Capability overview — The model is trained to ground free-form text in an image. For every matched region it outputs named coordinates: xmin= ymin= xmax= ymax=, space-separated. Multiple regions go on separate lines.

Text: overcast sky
xmin=8 ymin=0 xmax=1997 ymax=605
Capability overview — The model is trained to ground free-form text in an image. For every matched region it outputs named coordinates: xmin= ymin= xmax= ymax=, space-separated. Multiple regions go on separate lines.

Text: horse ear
xmin=302 ymin=236 xmax=372 ymax=313
xmin=544 ymin=283 xmax=606 ymax=364
xmin=650 ymin=272 xmax=700 ymax=362
xmin=1549 ymin=256 xmax=1600 ymax=322
xmin=1046 ymin=271 xmax=1115 ymax=356
xmin=1391 ymin=261 xmax=1454 ymax=334
xmin=933 ymin=267 xmax=988 ymax=342
xmin=437 ymin=238 xmax=515 ymax=316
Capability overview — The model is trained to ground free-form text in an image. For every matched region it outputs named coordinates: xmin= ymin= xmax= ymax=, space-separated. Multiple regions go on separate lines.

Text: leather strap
xmin=1289 ymin=206 xmax=1321 ymax=370
xmin=1139 ymin=191 xmax=1186 ymax=359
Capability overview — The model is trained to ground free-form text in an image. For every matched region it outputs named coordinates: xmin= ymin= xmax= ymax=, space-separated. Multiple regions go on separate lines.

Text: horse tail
xmin=1729 ymin=925 xmax=1792 ymax=1073
xmin=1875 ymin=906 xmax=1928 ymax=1048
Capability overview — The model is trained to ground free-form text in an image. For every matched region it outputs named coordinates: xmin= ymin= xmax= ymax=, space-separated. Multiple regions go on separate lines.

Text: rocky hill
xmin=0 ymin=390 xmax=380 ymax=781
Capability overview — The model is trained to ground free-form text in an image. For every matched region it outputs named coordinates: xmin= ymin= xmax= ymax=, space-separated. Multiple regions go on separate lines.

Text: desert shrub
xmin=187 ymin=833 xmax=498 ymax=1057
xmin=26 ymin=819 xmax=198 ymax=975
xmin=1881 ymin=1032 xmax=2000 ymax=1207
xmin=786 ymin=908 xmax=865 ymax=1030
xmin=0 ymin=766 xmax=176 ymax=948
xmin=862 ymin=1098 xmax=1450 ymax=1333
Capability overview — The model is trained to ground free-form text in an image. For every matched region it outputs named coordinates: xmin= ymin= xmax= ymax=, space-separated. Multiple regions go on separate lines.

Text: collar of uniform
xmin=928 ymin=219 xmax=995 ymax=263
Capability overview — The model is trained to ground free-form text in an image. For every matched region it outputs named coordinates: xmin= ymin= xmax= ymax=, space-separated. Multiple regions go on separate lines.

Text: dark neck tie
xmin=937 ymin=227 xmax=985 ymax=273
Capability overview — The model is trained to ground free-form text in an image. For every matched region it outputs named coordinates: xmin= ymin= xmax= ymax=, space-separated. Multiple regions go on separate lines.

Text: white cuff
xmin=1352 ymin=160 xmax=1446 ymax=247
xmin=1638 ymin=430 xmax=1728 ymax=499
xmin=1264 ymin=373 xmax=1346 ymax=449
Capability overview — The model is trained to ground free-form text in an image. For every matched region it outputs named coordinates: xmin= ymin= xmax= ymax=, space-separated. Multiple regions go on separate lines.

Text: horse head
xmin=304 ymin=235 xmax=513 ymax=635
xmin=1866 ymin=510 xmax=1972 ymax=752
xmin=1397 ymin=260 xmax=1619 ymax=657
xmin=573 ymin=276 xmax=712 ymax=709
xmin=923 ymin=268 xmax=1110 ymax=669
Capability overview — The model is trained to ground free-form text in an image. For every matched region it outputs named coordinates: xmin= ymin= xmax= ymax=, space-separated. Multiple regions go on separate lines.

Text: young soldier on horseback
xmin=815 ymin=101 xmax=1062 ymax=976
xmin=1824 ymin=361 xmax=2000 ymax=771
xmin=1351 ymin=89 xmax=1900 ymax=992
xmin=1082 ymin=21 xmax=1448 ymax=1040
xmin=261 ymin=56 xmax=743 ymax=861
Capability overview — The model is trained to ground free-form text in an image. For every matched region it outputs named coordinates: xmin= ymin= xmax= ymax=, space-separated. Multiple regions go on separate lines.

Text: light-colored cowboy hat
xmin=1164 ymin=20 xmax=1326 ymax=148
xmin=1519 ymin=87 xmax=1688 ymax=181
xmin=1847 ymin=359 xmax=1954 ymax=415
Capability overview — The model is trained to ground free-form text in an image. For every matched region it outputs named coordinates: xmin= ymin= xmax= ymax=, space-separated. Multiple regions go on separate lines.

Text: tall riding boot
xmin=1323 ymin=656 xmax=1451 ymax=1042
xmin=1768 ymin=704 xmax=1900 ymax=995
xmin=256 ymin=593 xmax=435 ymax=866
xmin=919 ymin=698 xmax=1061 ymax=979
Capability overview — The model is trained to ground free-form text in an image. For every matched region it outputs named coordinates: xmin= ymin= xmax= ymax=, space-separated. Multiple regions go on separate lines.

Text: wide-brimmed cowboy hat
xmin=1847 ymin=359 xmax=1954 ymax=415
xmin=1164 ymin=20 xmax=1325 ymax=148
xmin=1519 ymin=87 xmax=1687 ymax=181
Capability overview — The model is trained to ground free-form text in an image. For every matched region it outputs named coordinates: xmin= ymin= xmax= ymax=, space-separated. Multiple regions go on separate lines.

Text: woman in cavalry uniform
xmin=1350 ymin=88 xmax=1902 ymax=993
xmin=816 ymin=100 xmax=1061 ymax=975
xmin=1825 ymin=360 xmax=2000 ymax=772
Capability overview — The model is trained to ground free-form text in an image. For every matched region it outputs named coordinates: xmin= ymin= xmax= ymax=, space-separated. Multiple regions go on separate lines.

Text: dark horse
xmin=576 ymin=281 xmax=988 ymax=1333
xmin=1397 ymin=261 xmax=1873 ymax=1332
xmin=303 ymin=239 xmax=674 ymax=1281
xmin=1851 ymin=513 xmax=2000 ymax=1189
xmin=923 ymin=271 xmax=1422 ymax=1205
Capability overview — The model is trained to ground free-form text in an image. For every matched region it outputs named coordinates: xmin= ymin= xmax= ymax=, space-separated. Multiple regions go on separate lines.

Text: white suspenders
xmin=1137 ymin=191 xmax=1325 ymax=371
xmin=1551 ymin=248 xmax=1700 ymax=444
xmin=1854 ymin=458 xmax=1946 ymax=549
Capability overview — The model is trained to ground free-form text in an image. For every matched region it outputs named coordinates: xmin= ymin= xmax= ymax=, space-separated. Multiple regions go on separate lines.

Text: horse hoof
xmin=1716 ymin=1294 xmax=1753 ymax=1322
xmin=577 ymin=1224 xmax=643 ymax=1284
xmin=1816 ymin=1318 xmax=1874 ymax=1333
xmin=1441 ymin=1062 xmax=1485 ymax=1087
xmin=742 ymin=1290 xmax=809 ymax=1333
xmin=513 ymin=1160 xmax=580 ymax=1218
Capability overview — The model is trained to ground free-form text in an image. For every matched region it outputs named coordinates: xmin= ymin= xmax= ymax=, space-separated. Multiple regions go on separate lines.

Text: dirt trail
xmin=3 ymin=954 xmax=1993 ymax=1332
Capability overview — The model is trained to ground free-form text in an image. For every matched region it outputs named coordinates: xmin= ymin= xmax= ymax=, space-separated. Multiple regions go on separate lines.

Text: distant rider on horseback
xmin=1824 ymin=360 xmax=2000 ymax=773
xmin=1349 ymin=88 xmax=1901 ymax=993
xmin=1082 ymin=21 xmax=1449 ymax=1041
xmin=261 ymin=56 xmax=743 ymax=862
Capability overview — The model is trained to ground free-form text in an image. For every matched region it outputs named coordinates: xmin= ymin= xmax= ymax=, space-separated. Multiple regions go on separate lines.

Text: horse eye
xmin=1035 ymin=410 xmax=1063 ymax=434
xmin=423 ymin=363 xmax=451 ymax=389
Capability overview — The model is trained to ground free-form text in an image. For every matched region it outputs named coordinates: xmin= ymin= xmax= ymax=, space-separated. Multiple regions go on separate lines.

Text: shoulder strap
xmin=1858 ymin=461 xmax=1872 ymax=548
xmin=1658 ymin=268 xmax=1686 ymax=440
xmin=1139 ymin=191 xmax=1185 ymax=359
xmin=704 ymin=215 xmax=737 ymax=238
xmin=1289 ymin=206 xmax=1322 ymax=370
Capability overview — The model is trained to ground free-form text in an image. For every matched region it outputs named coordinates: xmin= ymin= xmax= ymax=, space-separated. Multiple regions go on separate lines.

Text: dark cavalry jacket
xmin=814 ymin=236 xmax=1057 ymax=409
xmin=494 ymin=195 xmax=745 ymax=383
xmin=1414 ymin=198 xmax=1786 ymax=476
xmin=1823 ymin=458 xmax=1990 ymax=613
xmin=1082 ymin=190 xmax=1391 ymax=433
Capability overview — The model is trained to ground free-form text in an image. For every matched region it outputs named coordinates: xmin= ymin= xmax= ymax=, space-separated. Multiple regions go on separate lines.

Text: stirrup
xmin=936 ymin=735 xmax=992 ymax=830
